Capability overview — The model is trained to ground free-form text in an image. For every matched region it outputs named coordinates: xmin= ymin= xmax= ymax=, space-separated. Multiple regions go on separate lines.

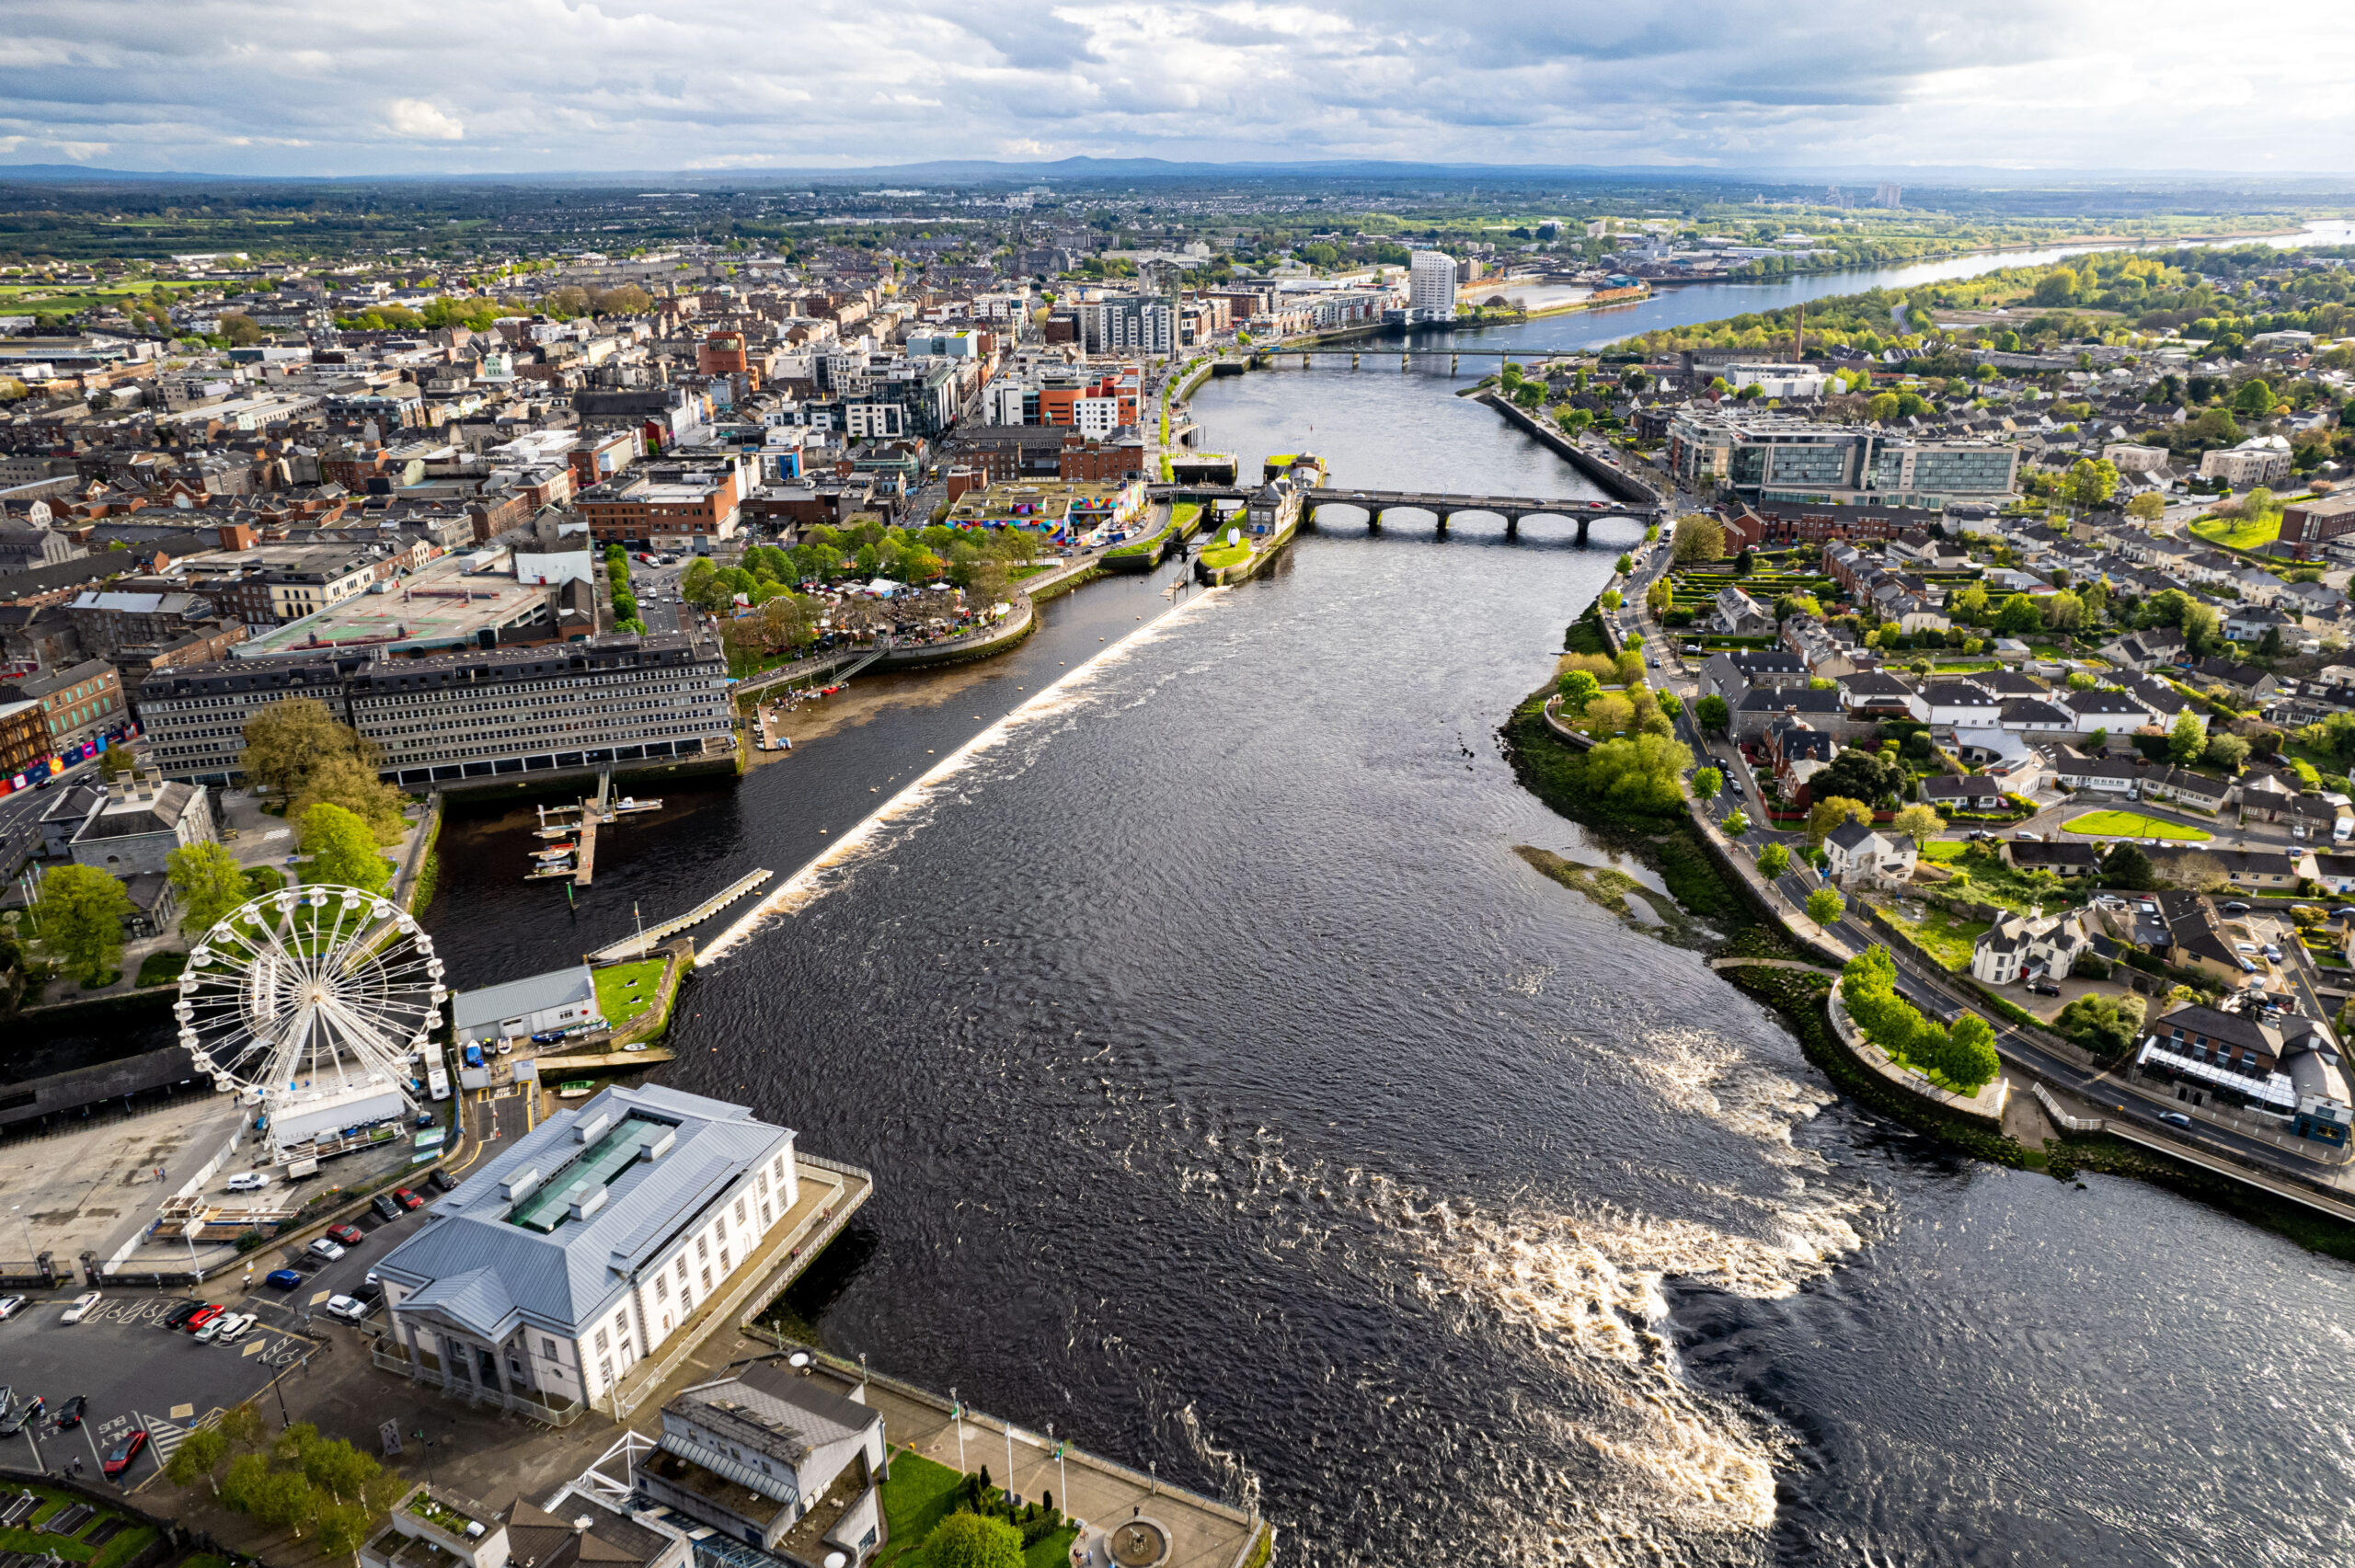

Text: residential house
xmin=2190 ymin=658 xmax=2280 ymax=704
xmin=1732 ymin=683 xmax=1845 ymax=740
xmin=1822 ymin=820 xmax=1917 ymax=889
xmin=1836 ymin=670 xmax=1916 ymax=724
xmin=2147 ymin=843 xmax=2301 ymax=890
xmin=1970 ymin=909 xmax=2094 ymax=984
xmin=1907 ymin=680 xmax=2003 ymax=729
xmin=1763 ymin=716 xmax=1837 ymax=797
xmin=2099 ymin=628 xmax=2185 ymax=670
xmin=1697 ymin=648 xmax=1808 ymax=704
xmin=2001 ymin=840 xmax=2101 ymax=877
xmin=2061 ymin=687 xmax=2156 ymax=738
xmin=2225 ymin=603 xmax=2294 ymax=645
xmin=2304 ymin=852 xmax=2355 ymax=895
xmin=1921 ymin=773 xmax=2006 ymax=812
xmin=1713 ymin=584 xmax=1775 ymax=636
xmin=2050 ymin=748 xmax=2144 ymax=796
xmin=2139 ymin=766 xmax=2232 ymax=814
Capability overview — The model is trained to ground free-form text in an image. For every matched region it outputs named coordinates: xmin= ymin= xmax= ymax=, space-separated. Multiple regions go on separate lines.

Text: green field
xmin=2188 ymin=511 xmax=2283 ymax=552
xmin=1884 ymin=905 xmax=1992 ymax=971
xmin=2062 ymin=809 xmax=2212 ymax=841
xmin=1918 ymin=840 xmax=1970 ymax=863
xmin=593 ymin=958 xmax=666 ymax=1025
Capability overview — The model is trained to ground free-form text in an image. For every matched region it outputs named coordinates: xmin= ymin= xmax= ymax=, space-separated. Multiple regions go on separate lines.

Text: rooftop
xmin=236 ymin=554 xmax=551 ymax=658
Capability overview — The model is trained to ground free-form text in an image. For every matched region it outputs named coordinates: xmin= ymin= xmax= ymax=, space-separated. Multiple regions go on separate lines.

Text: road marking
xmin=143 ymin=1413 xmax=190 ymax=1463
xmin=242 ymin=1338 xmax=267 ymax=1356
xmin=169 ymin=1403 xmax=194 ymax=1419
xmin=309 ymin=1290 xmax=332 ymax=1306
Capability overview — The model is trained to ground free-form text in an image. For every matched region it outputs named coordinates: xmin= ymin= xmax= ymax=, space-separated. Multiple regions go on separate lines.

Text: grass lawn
xmin=136 ymin=948 xmax=189 ymax=987
xmin=1884 ymin=905 xmax=1992 ymax=972
xmin=1199 ymin=542 xmax=1254 ymax=571
xmin=593 ymin=958 xmax=667 ymax=1027
xmin=2062 ymin=809 xmax=2212 ymax=841
xmin=1027 ymin=1526 xmax=1080 ymax=1568
xmin=874 ymin=1451 xmax=965 ymax=1568
xmin=2189 ymin=512 xmax=2283 ymax=552
xmin=1918 ymin=840 xmax=1969 ymax=863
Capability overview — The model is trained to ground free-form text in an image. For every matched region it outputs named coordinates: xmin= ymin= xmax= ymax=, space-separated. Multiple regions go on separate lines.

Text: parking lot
xmin=0 ymin=1289 xmax=322 ymax=1486
xmin=0 ymin=1187 xmax=437 ymax=1488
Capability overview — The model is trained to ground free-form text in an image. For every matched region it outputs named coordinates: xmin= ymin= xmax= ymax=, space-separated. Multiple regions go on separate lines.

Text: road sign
xmin=380 ymin=1421 xmax=403 ymax=1457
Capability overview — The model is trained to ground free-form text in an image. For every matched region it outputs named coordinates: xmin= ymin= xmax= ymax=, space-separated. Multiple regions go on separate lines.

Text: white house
xmin=450 ymin=965 xmax=603 ymax=1046
xmin=1823 ymin=820 xmax=1917 ymax=888
xmin=1970 ymin=910 xmax=2094 ymax=985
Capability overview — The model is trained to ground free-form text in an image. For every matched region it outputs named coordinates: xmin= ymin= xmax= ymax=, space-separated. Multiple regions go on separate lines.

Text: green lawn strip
xmin=1026 ymin=1528 xmax=1080 ymax=1568
xmin=136 ymin=948 xmax=189 ymax=987
xmin=2189 ymin=513 xmax=2283 ymax=551
xmin=1918 ymin=840 xmax=1969 ymax=863
xmin=592 ymin=958 xmax=667 ymax=1026
xmin=2061 ymin=810 xmax=2211 ymax=841
xmin=1198 ymin=543 xmax=1253 ymax=570
xmin=873 ymin=1450 xmax=966 ymax=1568
xmin=90 ymin=1528 xmax=157 ymax=1568
xmin=1882 ymin=906 xmax=1991 ymax=971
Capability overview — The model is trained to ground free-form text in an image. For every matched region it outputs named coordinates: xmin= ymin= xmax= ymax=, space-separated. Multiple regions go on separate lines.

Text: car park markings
xmin=169 ymin=1403 xmax=194 ymax=1419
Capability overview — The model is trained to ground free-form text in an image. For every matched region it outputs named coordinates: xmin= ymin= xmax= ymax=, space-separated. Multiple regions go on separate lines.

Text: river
xmin=419 ymin=246 xmax=2355 ymax=1566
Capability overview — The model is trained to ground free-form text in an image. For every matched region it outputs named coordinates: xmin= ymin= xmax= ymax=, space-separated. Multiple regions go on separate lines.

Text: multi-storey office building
xmin=139 ymin=630 xmax=732 ymax=788
xmin=1666 ymin=409 xmax=2017 ymax=509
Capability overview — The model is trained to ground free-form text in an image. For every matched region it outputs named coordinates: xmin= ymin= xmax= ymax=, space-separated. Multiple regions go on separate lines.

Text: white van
xmin=2335 ymin=815 xmax=2352 ymax=844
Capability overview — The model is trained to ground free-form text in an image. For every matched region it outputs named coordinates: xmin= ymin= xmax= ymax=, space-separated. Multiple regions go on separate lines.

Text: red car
xmin=326 ymin=1223 xmax=366 ymax=1246
xmin=183 ymin=1304 xmax=225 ymax=1333
xmin=391 ymin=1188 xmax=424 ymax=1211
xmin=101 ymin=1429 xmax=148 ymax=1479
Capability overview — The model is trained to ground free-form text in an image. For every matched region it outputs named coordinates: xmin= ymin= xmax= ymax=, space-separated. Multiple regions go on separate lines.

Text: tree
xmin=1866 ymin=391 xmax=1900 ymax=422
xmin=290 ymin=752 xmax=407 ymax=844
xmin=1671 ymin=514 xmax=1726 ymax=565
xmin=1944 ymin=1013 xmax=2002 ymax=1090
xmin=1696 ymin=693 xmax=1730 ymax=734
xmin=1818 ymin=749 xmax=1901 ymax=807
xmin=2103 ymin=841 xmax=2157 ymax=890
xmin=1724 ymin=808 xmax=1751 ymax=834
xmin=317 ymin=1503 xmax=373 ymax=1556
xmin=2064 ymin=457 xmax=2120 ymax=512
xmin=1583 ymin=693 xmax=1636 ymax=733
xmin=2302 ymin=711 xmax=2355 ymax=767
xmin=2126 ymin=491 xmax=2165 ymax=521
xmin=1557 ymin=670 xmax=1602 ymax=709
xmin=218 ymin=1402 xmax=268 ymax=1450
xmin=169 ymin=841 xmax=250 ymax=938
xmin=2155 ymin=851 xmax=2231 ymax=893
xmin=1757 ymin=841 xmax=1791 ymax=876
xmin=2205 ymin=730 xmax=2250 ymax=770
xmin=251 ymin=1471 xmax=318 ymax=1538
xmin=240 ymin=698 xmax=383 ymax=806
xmin=1807 ymin=795 xmax=1874 ymax=846
xmin=299 ymin=804 xmax=391 ymax=894
xmin=300 ymin=1436 xmax=380 ymax=1503
xmin=166 ymin=1425 xmax=231 ymax=1494
xmin=1951 ymin=584 xmax=1989 ymax=624
xmin=2169 ymin=709 xmax=2206 ymax=765
xmin=1580 ymin=733 xmax=1694 ymax=814
xmin=1993 ymin=594 xmax=2043 ymax=635
xmin=1892 ymin=803 xmax=1942 ymax=841
xmin=2041 ymin=590 xmax=2085 ymax=630
xmin=2233 ymin=378 xmax=2277 ymax=416
xmin=913 ymin=1512 xmax=1024 ymax=1568
xmin=34 ymin=864 xmax=132 ymax=986
xmin=2054 ymin=993 xmax=2146 ymax=1059
xmin=1693 ymin=766 xmax=1724 ymax=798
xmin=1807 ymin=887 xmax=1845 ymax=925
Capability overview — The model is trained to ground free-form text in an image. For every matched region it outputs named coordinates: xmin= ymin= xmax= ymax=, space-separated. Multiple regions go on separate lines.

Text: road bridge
xmin=1144 ymin=485 xmax=1657 ymax=544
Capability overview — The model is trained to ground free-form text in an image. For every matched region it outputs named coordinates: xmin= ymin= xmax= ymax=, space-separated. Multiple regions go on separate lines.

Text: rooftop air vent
xmin=574 ymin=1111 xmax=610 ymax=1144
xmin=638 ymin=1128 xmax=675 ymax=1162
xmin=567 ymin=1183 xmax=607 ymax=1220
xmin=500 ymin=1168 xmax=542 ymax=1202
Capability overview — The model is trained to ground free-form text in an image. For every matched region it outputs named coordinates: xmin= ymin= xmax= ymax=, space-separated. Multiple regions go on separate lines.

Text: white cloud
xmin=385 ymin=97 xmax=464 ymax=141
xmin=0 ymin=0 xmax=2346 ymax=174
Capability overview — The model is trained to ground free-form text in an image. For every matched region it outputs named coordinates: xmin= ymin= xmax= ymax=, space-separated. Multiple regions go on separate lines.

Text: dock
xmin=573 ymin=809 xmax=597 ymax=885
xmin=589 ymin=869 xmax=775 ymax=961
xmin=532 ymin=1046 xmax=678 ymax=1074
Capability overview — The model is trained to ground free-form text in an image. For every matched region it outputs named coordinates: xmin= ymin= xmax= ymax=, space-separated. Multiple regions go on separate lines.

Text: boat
xmin=611 ymin=796 xmax=661 ymax=815
xmin=557 ymin=1081 xmax=596 ymax=1099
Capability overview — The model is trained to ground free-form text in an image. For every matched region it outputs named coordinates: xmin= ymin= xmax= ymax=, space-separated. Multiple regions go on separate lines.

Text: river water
xmin=423 ymin=247 xmax=2355 ymax=1566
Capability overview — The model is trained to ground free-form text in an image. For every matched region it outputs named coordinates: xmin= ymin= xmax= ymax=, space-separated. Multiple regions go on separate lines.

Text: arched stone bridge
xmin=1147 ymin=484 xmax=1659 ymax=544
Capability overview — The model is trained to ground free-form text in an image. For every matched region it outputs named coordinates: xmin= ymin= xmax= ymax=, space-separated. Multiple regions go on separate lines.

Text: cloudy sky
xmin=4 ymin=0 xmax=2350 ymax=177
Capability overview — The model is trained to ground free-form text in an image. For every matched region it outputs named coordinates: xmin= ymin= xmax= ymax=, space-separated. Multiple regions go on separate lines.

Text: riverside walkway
xmin=589 ymin=869 xmax=773 ymax=961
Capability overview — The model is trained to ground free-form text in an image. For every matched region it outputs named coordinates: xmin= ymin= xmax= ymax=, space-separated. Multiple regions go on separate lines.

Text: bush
xmin=912 ymin=1511 xmax=1023 ymax=1568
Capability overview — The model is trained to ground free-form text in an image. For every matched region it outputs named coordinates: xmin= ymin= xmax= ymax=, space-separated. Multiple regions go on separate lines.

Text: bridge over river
xmin=1148 ymin=484 xmax=1660 ymax=544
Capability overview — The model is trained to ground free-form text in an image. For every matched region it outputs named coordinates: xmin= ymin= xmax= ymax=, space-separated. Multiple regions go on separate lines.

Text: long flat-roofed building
xmin=139 ymin=629 xmax=732 ymax=787
xmin=375 ymin=1085 xmax=799 ymax=1423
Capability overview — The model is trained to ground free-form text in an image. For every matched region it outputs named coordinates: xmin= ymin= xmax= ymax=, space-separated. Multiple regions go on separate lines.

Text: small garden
xmin=1841 ymin=946 xmax=2003 ymax=1094
xmin=0 ymin=1484 xmax=157 ymax=1568
xmin=874 ymin=1450 xmax=1075 ymax=1568
xmin=1879 ymin=904 xmax=1992 ymax=972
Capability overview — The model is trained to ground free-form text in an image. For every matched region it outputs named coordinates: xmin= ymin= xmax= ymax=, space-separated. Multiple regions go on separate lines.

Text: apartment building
xmin=139 ymin=629 xmax=732 ymax=787
xmin=575 ymin=458 xmax=750 ymax=551
xmin=1666 ymin=409 xmax=2017 ymax=509
xmin=3 ymin=658 xmax=128 ymax=754
xmin=1408 ymin=251 xmax=1458 ymax=321
xmin=1078 ymin=294 xmax=1174 ymax=357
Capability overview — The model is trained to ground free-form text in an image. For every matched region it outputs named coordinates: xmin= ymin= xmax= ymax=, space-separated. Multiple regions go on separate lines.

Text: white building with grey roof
xmin=376 ymin=1083 xmax=798 ymax=1423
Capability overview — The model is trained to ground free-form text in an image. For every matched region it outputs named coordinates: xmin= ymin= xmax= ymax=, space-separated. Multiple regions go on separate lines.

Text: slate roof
xmin=450 ymin=964 xmax=597 ymax=1033
xmin=377 ymin=1083 xmax=792 ymax=1339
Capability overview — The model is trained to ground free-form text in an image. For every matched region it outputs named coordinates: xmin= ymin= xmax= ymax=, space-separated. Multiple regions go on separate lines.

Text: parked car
xmin=0 ymin=1396 xmax=44 ymax=1436
xmin=2222 ymin=901 xmax=2252 ymax=914
xmin=2264 ymin=945 xmax=2284 ymax=962
xmin=0 ymin=1296 xmax=24 ymax=1321
xmin=215 ymin=1313 xmax=258 ymax=1345
xmin=184 ymin=1304 xmax=224 ymax=1333
xmin=194 ymin=1312 xmax=232 ymax=1344
xmin=2234 ymin=942 xmax=2259 ymax=956
xmin=2027 ymin=981 xmax=2062 ymax=997
xmin=224 ymin=1172 xmax=270 ymax=1194
xmin=2331 ymin=907 xmax=2355 ymax=921
xmin=264 ymin=1268 xmax=304 ymax=1290
xmin=353 ymin=1279 xmax=385 ymax=1304
xmin=391 ymin=1188 xmax=424 ymax=1211
xmin=371 ymin=1194 xmax=403 ymax=1222
xmin=326 ymin=1223 xmax=365 ymax=1246
xmin=324 ymin=1295 xmax=368 ymax=1322
xmin=163 ymin=1300 xmax=206 ymax=1329
xmin=51 ymin=1394 xmax=86 ymax=1428
xmin=60 ymin=1291 xmax=101 ymax=1323
xmin=101 ymin=1429 xmax=148 ymax=1479
xmin=308 ymin=1239 xmax=347 ymax=1262
xmin=428 ymin=1169 xmax=459 ymax=1193
xmin=2160 ymin=1111 xmax=2194 ymax=1129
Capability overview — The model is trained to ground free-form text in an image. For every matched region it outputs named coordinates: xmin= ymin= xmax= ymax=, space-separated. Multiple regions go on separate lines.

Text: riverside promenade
xmin=741 ymin=1335 xmax=1268 ymax=1568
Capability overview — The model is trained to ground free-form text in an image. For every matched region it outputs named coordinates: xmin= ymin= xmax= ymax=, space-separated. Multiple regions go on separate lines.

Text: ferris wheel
xmin=175 ymin=884 xmax=446 ymax=1111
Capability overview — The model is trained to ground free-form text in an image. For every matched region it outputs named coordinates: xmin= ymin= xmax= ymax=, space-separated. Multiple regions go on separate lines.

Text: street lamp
xmin=1048 ymin=1423 xmax=1065 ymax=1514
xmin=950 ymin=1388 xmax=966 ymax=1476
